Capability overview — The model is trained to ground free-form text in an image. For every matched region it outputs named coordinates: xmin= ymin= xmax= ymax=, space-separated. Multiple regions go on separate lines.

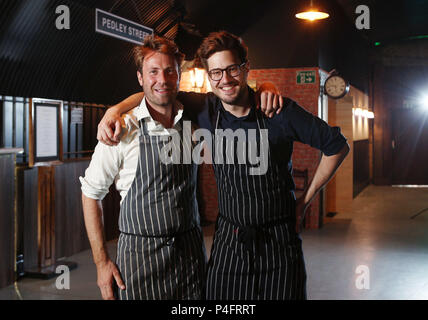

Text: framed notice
xmin=70 ymin=106 xmax=83 ymax=124
xmin=29 ymin=98 xmax=63 ymax=166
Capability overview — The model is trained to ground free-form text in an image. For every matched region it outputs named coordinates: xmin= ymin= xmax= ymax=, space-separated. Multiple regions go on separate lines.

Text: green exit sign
xmin=296 ymin=70 xmax=316 ymax=84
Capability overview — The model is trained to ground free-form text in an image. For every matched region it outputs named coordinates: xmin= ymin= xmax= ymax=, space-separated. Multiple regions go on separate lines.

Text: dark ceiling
xmin=180 ymin=0 xmax=428 ymax=43
xmin=335 ymin=0 xmax=428 ymax=44
xmin=0 ymin=0 xmax=427 ymax=104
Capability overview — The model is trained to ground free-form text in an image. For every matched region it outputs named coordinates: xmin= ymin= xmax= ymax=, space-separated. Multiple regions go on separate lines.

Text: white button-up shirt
xmin=80 ymin=97 xmax=184 ymax=202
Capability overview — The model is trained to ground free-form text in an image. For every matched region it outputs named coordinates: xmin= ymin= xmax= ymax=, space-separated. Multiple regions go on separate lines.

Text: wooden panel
xmin=54 ymin=160 xmax=120 ymax=259
xmin=353 ymin=140 xmax=370 ymax=197
xmin=326 ymin=97 xmax=354 ymax=214
xmin=373 ymin=63 xmax=386 ymax=185
xmin=373 ymin=64 xmax=399 ymax=185
xmin=37 ymin=166 xmax=56 ymax=267
xmin=0 ymin=154 xmax=15 ymax=288
xmin=81 ymin=106 xmax=105 ymax=156
xmin=55 ymin=160 xmax=91 ymax=258
xmin=0 ymin=99 xmax=4 ymax=147
xmin=82 ymin=107 xmax=92 ymax=153
xmin=21 ymin=160 xmax=121 ymax=269
xmin=349 ymin=86 xmax=370 ymax=141
xmin=22 ymin=167 xmax=39 ymax=270
xmin=392 ymin=107 xmax=428 ymax=184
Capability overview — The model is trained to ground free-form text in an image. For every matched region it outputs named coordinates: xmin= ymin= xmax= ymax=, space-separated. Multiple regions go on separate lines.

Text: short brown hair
xmin=133 ymin=35 xmax=184 ymax=73
xmin=196 ymin=31 xmax=248 ymax=70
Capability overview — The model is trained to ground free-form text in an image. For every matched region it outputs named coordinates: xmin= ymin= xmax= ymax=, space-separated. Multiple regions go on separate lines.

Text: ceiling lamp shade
xmin=296 ymin=0 xmax=330 ymax=21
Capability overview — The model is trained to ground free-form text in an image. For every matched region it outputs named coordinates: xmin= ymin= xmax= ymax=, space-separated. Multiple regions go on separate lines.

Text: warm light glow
xmin=354 ymin=108 xmax=363 ymax=116
xmin=205 ymin=74 xmax=212 ymax=92
xmin=295 ymin=10 xmax=329 ymax=21
xmin=190 ymin=68 xmax=205 ymax=88
xmin=353 ymin=107 xmax=374 ymax=119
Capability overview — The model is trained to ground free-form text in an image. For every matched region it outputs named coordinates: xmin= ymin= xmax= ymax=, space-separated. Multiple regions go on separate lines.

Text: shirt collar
xmin=135 ymin=96 xmax=184 ymax=126
xmin=216 ymin=86 xmax=257 ymax=121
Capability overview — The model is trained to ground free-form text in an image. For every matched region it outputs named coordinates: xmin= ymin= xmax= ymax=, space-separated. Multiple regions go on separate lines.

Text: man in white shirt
xmin=80 ymin=35 xmax=206 ymax=300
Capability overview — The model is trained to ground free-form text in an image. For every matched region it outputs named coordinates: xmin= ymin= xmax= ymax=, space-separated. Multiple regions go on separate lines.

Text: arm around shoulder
xmin=98 ymin=92 xmax=144 ymax=145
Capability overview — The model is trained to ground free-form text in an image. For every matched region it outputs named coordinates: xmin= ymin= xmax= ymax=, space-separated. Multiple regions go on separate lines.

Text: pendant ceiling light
xmin=296 ymin=0 xmax=330 ymax=21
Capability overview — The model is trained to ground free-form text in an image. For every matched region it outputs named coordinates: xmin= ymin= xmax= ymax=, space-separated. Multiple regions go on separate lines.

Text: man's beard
xmin=144 ymin=88 xmax=177 ymax=108
xmin=217 ymin=85 xmax=247 ymax=106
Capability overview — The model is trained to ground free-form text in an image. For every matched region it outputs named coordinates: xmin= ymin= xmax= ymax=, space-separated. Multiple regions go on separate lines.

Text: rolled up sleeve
xmin=284 ymin=99 xmax=347 ymax=156
xmin=80 ymin=141 xmax=122 ymax=200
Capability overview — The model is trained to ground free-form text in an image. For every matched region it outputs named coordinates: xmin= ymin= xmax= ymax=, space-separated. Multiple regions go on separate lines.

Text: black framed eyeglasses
xmin=207 ymin=62 xmax=247 ymax=81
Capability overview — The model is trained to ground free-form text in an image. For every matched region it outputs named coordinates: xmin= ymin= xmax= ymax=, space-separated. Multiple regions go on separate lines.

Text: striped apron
xmin=115 ymin=118 xmax=207 ymax=300
xmin=206 ymin=109 xmax=307 ymax=300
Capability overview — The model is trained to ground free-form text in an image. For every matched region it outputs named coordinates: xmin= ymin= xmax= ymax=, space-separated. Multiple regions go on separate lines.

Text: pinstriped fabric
xmin=206 ymin=109 xmax=306 ymax=300
xmin=117 ymin=228 xmax=206 ymax=300
xmin=119 ymin=121 xmax=198 ymax=236
xmin=115 ymin=119 xmax=206 ymax=300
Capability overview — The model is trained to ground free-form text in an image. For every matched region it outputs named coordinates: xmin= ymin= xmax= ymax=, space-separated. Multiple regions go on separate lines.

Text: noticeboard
xmin=70 ymin=106 xmax=84 ymax=124
xmin=29 ymin=98 xmax=63 ymax=166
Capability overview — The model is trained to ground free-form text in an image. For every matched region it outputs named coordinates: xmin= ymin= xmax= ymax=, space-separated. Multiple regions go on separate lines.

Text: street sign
xmin=95 ymin=8 xmax=153 ymax=45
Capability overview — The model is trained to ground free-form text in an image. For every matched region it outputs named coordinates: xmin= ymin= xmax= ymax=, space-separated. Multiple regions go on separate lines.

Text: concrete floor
xmin=1 ymin=185 xmax=427 ymax=300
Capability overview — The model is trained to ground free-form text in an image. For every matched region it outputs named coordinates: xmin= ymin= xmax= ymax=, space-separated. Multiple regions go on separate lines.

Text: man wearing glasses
xmin=97 ymin=31 xmax=349 ymax=300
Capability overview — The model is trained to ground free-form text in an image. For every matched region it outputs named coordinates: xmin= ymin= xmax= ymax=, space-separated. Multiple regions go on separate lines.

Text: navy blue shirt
xmin=178 ymin=87 xmax=347 ymax=190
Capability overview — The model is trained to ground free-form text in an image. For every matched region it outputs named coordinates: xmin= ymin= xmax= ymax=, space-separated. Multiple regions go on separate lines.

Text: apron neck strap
xmin=139 ymin=119 xmax=149 ymax=136
xmin=215 ymin=108 xmax=264 ymax=131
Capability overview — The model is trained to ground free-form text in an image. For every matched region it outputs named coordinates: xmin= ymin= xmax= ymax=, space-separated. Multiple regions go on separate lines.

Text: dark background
xmin=1 ymin=0 xmax=427 ymax=105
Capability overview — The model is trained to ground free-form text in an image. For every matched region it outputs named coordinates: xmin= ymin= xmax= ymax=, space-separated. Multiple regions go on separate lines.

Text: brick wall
xmin=197 ymin=163 xmax=219 ymax=223
xmin=248 ymin=67 xmax=322 ymax=229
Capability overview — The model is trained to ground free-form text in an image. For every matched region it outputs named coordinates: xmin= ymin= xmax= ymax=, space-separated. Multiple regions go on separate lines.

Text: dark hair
xmin=196 ymin=31 xmax=248 ymax=70
xmin=133 ymin=35 xmax=184 ymax=73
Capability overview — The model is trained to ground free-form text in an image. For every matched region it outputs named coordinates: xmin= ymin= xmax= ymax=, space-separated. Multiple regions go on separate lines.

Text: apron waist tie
xmin=120 ymin=225 xmax=197 ymax=247
xmin=218 ymin=215 xmax=293 ymax=296
xmin=218 ymin=214 xmax=293 ymax=252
